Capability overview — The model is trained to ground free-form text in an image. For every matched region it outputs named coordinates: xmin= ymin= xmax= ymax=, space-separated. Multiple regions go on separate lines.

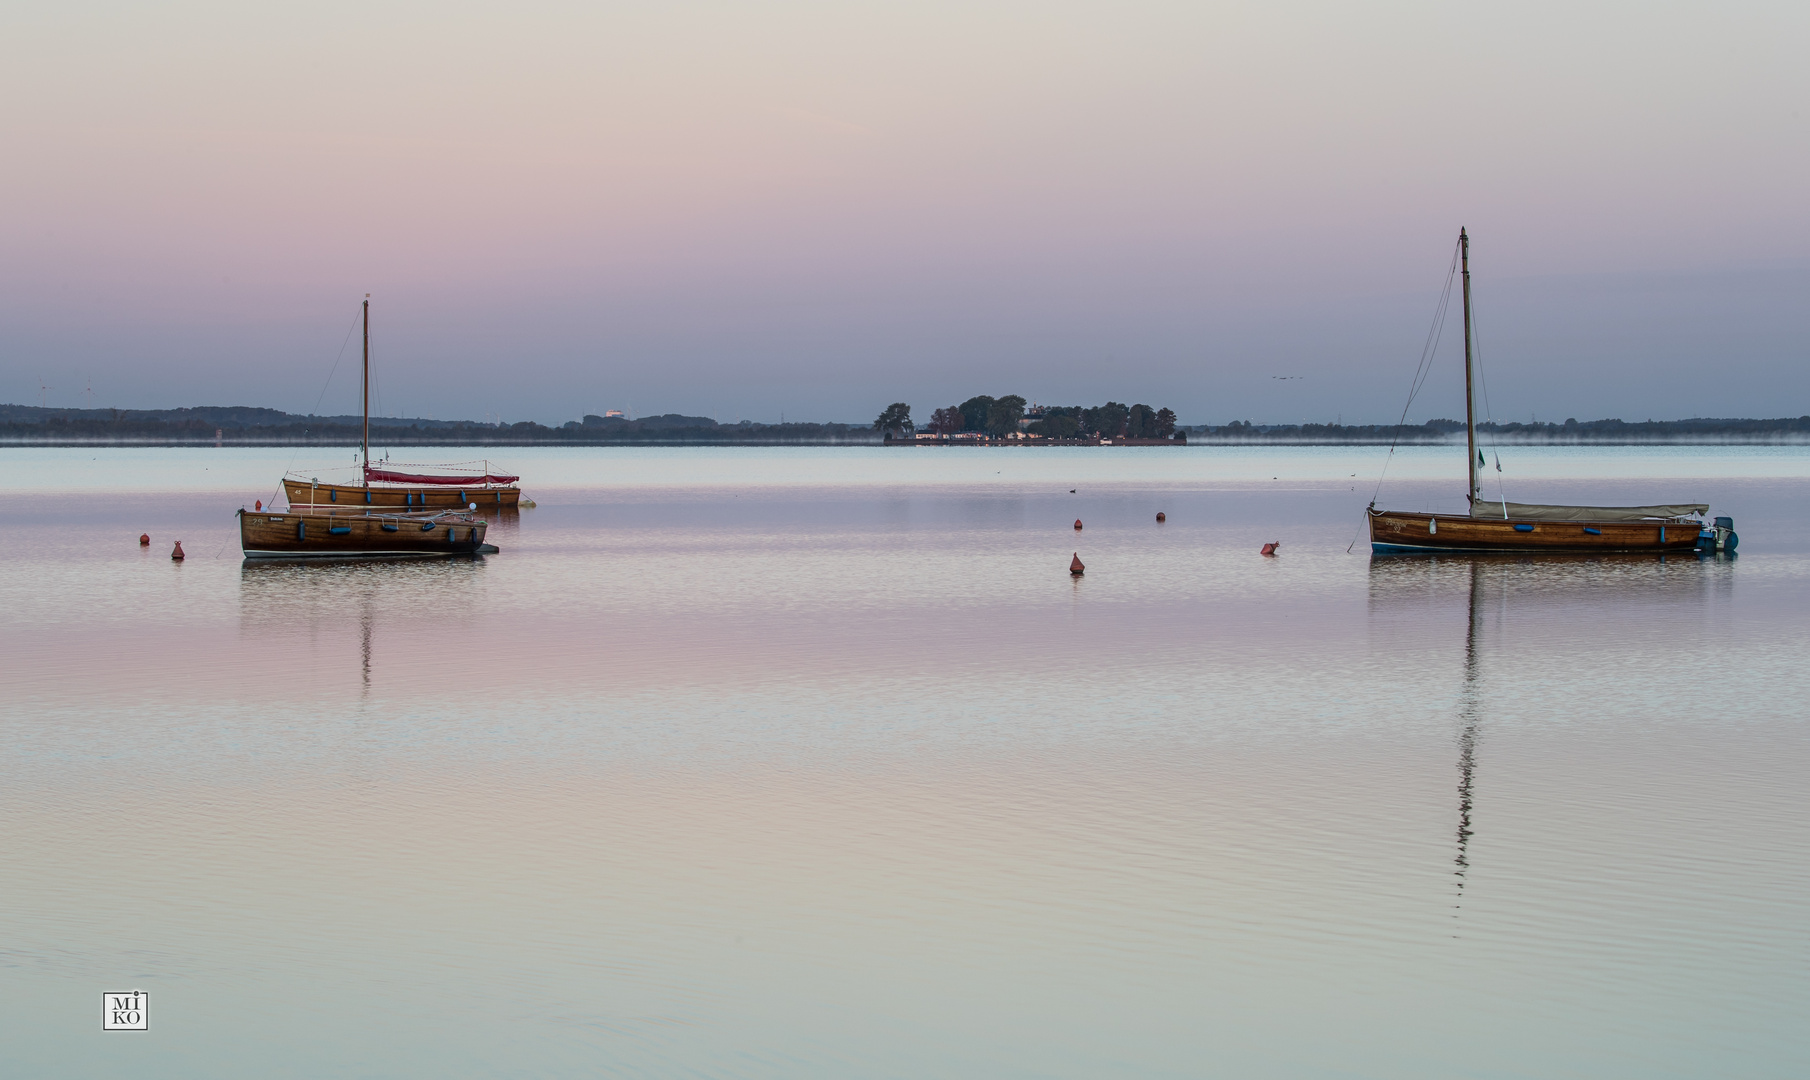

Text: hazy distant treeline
xmin=1183 ymin=416 xmax=1810 ymax=442
xmin=5 ymin=403 xmax=1808 ymax=445
xmin=0 ymin=404 xmax=876 ymax=445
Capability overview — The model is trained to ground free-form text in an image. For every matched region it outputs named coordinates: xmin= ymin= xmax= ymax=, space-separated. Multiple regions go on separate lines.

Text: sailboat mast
xmin=361 ymin=295 xmax=370 ymax=484
xmin=1461 ymin=229 xmax=1478 ymax=507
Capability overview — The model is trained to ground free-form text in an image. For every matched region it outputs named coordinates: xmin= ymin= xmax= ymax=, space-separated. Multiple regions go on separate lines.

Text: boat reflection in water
xmin=238 ymin=555 xmax=494 ymax=696
xmin=1365 ymin=551 xmax=1732 ymax=920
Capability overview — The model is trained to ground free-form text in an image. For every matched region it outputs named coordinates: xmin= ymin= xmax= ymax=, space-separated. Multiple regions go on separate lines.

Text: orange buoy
xmin=1260 ymin=541 xmax=1279 ymax=556
xmin=1070 ymin=553 xmax=1085 ymax=575
xmin=255 ymin=499 xmax=262 ymax=511
xmin=1156 ymin=512 xmax=1166 ymax=522
xmin=1073 ymin=519 xmax=1083 ymax=530
xmin=171 ymin=541 xmax=185 ymax=561
xmin=139 ymin=533 xmax=150 ymax=546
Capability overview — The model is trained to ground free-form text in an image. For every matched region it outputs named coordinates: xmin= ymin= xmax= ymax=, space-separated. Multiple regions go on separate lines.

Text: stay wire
xmin=1469 ymin=292 xmax=1510 ymax=513
xmin=270 ymin=305 xmax=362 ymax=510
xmin=1349 ymin=238 xmax=1461 ymax=552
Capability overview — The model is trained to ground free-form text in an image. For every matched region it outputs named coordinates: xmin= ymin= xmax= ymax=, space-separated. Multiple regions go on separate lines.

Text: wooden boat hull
xmin=240 ymin=509 xmax=491 ymax=559
xmin=282 ymin=478 xmax=520 ymax=509
xmin=1369 ymin=510 xmax=1704 ymax=554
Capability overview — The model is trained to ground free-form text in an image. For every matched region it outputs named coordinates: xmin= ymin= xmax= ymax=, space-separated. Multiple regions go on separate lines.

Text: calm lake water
xmin=2 ymin=444 xmax=1806 ymax=1078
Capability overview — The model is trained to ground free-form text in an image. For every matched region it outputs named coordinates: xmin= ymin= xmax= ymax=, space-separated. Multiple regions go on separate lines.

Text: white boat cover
xmin=1469 ymin=501 xmax=1708 ymax=522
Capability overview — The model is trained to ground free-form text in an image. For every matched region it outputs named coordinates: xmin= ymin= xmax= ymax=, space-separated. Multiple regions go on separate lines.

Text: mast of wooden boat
xmin=1461 ymin=228 xmax=1479 ymax=509
xmin=361 ymin=294 xmax=370 ymax=487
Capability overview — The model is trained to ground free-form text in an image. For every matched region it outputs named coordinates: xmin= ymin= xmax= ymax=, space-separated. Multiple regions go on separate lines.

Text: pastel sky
xmin=2 ymin=1 xmax=1805 ymax=425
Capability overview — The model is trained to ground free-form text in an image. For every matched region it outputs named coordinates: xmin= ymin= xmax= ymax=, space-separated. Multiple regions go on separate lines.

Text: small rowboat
xmin=239 ymin=506 xmax=495 ymax=559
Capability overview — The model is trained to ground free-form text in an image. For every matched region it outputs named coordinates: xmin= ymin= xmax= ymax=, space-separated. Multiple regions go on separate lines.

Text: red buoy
xmin=1070 ymin=553 xmax=1085 ymax=575
xmin=1260 ymin=541 xmax=1279 ymax=556
xmin=1156 ymin=512 xmax=1166 ymax=522
xmin=139 ymin=533 xmax=150 ymax=546
xmin=1073 ymin=519 xmax=1083 ymax=530
xmin=255 ymin=499 xmax=262 ymax=511
xmin=171 ymin=541 xmax=185 ymax=561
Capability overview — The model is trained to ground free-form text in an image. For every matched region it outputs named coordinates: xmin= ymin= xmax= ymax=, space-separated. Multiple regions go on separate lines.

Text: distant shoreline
xmin=5 ymin=434 xmax=1808 ymax=448
xmin=2 ymin=403 xmax=1806 ymax=447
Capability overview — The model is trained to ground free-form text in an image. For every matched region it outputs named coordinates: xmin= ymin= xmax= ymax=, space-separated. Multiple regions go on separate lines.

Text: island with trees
xmin=874 ymin=396 xmax=1183 ymax=444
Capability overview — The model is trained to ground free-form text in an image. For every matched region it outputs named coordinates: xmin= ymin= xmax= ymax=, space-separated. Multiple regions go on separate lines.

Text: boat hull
xmin=240 ymin=509 xmax=491 ymax=559
xmin=1369 ymin=510 xmax=1704 ymax=554
xmin=282 ymin=478 xmax=520 ymax=509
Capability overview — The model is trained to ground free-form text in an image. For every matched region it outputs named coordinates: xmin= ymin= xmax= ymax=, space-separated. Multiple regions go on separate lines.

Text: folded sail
xmin=1470 ymin=501 xmax=1707 ymax=522
xmin=363 ymin=465 xmax=520 ymax=485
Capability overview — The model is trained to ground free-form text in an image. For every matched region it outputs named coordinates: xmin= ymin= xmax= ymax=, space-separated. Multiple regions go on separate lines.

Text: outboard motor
xmin=1696 ymin=516 xmax=1738 ymax=554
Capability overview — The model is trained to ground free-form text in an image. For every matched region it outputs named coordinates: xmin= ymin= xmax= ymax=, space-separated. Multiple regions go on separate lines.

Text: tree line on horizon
xmin=874 ymin=396 xmax=1179 ymax=439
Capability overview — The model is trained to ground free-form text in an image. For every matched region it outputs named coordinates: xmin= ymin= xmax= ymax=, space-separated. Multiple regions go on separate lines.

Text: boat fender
xmin=1070 ymin=553 xmax=1085 ymax=575
xmin=1513 ymin=523 xmax=1534 ymax=532
xmin=1584 ymin=527 xmax=1601 ymax=535
xmin=421 ymin=522 xmax=436 ymax=531
xmin=328 ymin=526 xmax=351 ymax=535
xmin=297 ymin=521 xmax=306 ymax=540
xmin=1429 ymin=518 xmax=1437 ymax=534
xmin=381 ymin=523 xmax=399 ymax=532
xmin=365 ymin=490 xmax=372 ymax=504
xmin=330 ymin=489 xmax=336 ymax=502
xmin=171 ymin=541 xmax=184 ymax=561
xmin=139 ymin=533 xmax=150 ymax=546
xmin=459 ymin=491 xmax=467 ymax=504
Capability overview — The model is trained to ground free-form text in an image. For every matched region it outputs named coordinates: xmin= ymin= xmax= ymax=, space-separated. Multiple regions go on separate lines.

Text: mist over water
xmin=3 ymin=445 xmax=1806 ymax=1078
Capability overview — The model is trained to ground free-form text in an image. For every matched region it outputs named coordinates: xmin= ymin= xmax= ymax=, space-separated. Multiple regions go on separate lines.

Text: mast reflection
xmin=1454 ymin=559 xmax=1483 ymax=913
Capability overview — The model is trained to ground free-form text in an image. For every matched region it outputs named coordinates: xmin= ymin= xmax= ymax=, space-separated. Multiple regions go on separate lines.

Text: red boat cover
xmin=363 ymin=465 xmax=519 ymax=485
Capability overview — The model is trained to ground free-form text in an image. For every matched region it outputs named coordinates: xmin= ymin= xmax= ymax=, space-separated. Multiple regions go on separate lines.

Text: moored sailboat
xmin=281 ymin=297 xmax=522 ymax=510
xmin=1368 ymin=230 xmax=1733 ymax=555
xmin=239 ymin=505 xmax=494 ymax=559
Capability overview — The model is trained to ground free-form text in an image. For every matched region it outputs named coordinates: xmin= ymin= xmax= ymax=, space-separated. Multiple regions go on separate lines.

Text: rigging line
xmin=1366 ymin=236 xmax=1461 ymax=507
xmin=1469 ymin=291 xmax=1510 ymax=511
xmin=1350 ymin=238 xmax=1461 ymax=553
xmin=270 ymin=305 xmax=364 ymax=509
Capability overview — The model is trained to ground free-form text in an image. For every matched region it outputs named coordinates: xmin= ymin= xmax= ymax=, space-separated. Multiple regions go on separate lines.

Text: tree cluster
xmin=906 ymin=397 xmax=1179 ymax=439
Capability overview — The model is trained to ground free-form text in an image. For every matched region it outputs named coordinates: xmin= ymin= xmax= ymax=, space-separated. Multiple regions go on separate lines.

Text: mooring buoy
xmin=1156 ymin=512 xmax=1166 ymax=522
xmin=139 ymin=533 xmax=150 ymax=546
xmin=1073 ymin=519 xmax=1083 ymax=530
xmin=1260 ymin=541 xmax=1279 ymax=556
xmin=171 ymin=541 xmax=186 ymax=561
xmin=1070 ymin=553 xmax=1085 ymax=575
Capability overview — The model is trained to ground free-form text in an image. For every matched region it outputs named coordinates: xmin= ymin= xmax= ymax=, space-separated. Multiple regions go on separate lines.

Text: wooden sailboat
xmin=1368 ymin=229 xmax=1724 ymax=554
xmin=281 ymin=297 xmax=522 ymax=510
